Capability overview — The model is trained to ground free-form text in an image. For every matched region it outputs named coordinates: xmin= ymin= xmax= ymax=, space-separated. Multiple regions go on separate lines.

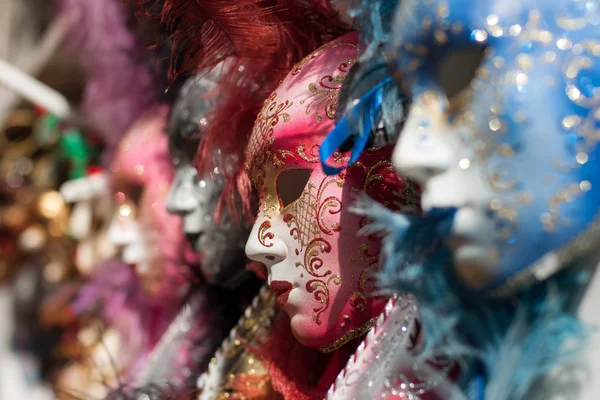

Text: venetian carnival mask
xmin=165 ymin=73 xmax=250 ymax=287
xmin=388 ymin=0 xmax=600 ymax=295
xmin=108 ymin=107 xmax=190 ymax=300
xmin=245 ymin=32 xmax=417 ymax=351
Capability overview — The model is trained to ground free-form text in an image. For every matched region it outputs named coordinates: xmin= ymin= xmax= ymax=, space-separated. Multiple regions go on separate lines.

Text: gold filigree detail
xmin=295 ymin=239 xmax=334 ymax=279
xmin=297 ymin=143 xmax=321 ymax=163
xmin=294 ymin=238 xmax=341 ymax=325
xmin=299 ymin=75 xmax=345 ymax=122
xmin=350 ymin=260 xmax=379 ymax=313
xmin=348 ymin=242 xmax=380 ymax=314
xmin=258 ymin=220 xmax=274 ymax=248
xmin=202 ymin=285 xmax=276 ymax=399
xmin=349 ymin=243 xmax=380 ymax=263
xmin=297 ymin=143 xmax=350 ymax=166
xmin=272 ymin=149 xmax=296 ymax=167
xmin=318 ymin=317 xmax=377 ymax=353
xmin=246 ymin=93 xmax=294 ymax=176
xmin=284 ymin=176 xmax=344 ymax=251
xmin=307 ymin=274 xmax=342 ymax=325
xmin=290 ymin=41 xmax=358 ymax=75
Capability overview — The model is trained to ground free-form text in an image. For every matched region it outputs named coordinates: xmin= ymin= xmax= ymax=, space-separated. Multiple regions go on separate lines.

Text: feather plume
xmin=338 ymin=0 xmax=399 ymax=58
xmin=57 ymin=0 xmax=166 ymax=165
xmin=133 ymin=0 xmax=282 ymax=81
xmin=350 ymin=196 xmax=592 ymax=399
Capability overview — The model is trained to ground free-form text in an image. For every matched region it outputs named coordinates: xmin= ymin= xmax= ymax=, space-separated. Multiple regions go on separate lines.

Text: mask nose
xmin=108 ymin=215 xmax=138 ymax=246
xmin=166 ymin=171 xmax=199 ymax=215
xmin=245 ymin=218 xmax=288 ymax=271
xmin=392 ymin=101 xmax=454 ymax=185
xmin=167 ymin=167 xmax=217 ymax=235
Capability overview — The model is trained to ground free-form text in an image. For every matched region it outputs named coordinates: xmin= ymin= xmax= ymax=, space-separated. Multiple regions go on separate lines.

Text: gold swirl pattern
xmin=307 ymin=274 xmax=342 ymax=325
xmin=297 ymin=143 xmax=350 ymax=166
xmin=258 ymin=220 xmax=275 ymax=248
xmin=294 ymin=238 xmax=341 ymax=325
xmin=295 ymin=239 xmax=334 ymax=278
xmin=246 ymin=92 xmax=294 ymax=177
xmin=300 ymin=75 xmax=345 ymax=121
xmin=349 ymin=260 xmax=379 ymax=314
xmin=290 ymin=41 xmax=358 ymax=75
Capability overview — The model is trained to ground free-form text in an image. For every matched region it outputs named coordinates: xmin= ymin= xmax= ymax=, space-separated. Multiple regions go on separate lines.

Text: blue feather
xmin=339 ymin=0 xmax=400 ymax=58
xmin=320 ymin=0 xmax=404 ymax=175
xmin=320 ymin=76 xmax=391 ymax=174
xmin=350 ymin=196 xmax=592 ymax=399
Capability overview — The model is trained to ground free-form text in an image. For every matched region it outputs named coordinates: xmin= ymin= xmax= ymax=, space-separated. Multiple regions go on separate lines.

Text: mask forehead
xmin=246 ymin=36 xmax=360 ymax=183
xmin=168 ymin=72 xmax=220 ymax=164
xmin=113 ymin=106 xmax=172 ymax=186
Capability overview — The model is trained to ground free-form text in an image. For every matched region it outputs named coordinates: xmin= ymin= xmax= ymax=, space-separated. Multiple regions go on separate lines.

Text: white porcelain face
xmin=166 ymin=165 xmax=217 ymax=235
xmin=60 ymin=173 xmax=116 ymax=272
xmin=60 ymin=174 xmax=108 ymax=204
xmin=392 ymin=95 xmax=505 ymax=288
xmin=107 ymin=209 xmax=149 ymax=272
xmin=166 ymin=162 xmax=247 ymax=285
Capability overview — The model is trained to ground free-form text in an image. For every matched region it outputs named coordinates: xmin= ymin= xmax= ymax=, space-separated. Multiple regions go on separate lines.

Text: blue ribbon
xmin=319 ymin=77 xmax=389 ymax=175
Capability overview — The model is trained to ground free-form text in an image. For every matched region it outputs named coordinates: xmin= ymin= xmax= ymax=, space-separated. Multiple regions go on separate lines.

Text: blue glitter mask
xmin=387 ymin=0 xmax=600 ymax=295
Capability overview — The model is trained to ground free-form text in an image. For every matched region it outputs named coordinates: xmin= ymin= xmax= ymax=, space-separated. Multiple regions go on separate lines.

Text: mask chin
xmin=182 ymin=210 xmax=208 ymax=235
xmin=198 ymin=229 xmax=248 ymax=285
xmin=122 ymin=242 xmax=148 ymax=265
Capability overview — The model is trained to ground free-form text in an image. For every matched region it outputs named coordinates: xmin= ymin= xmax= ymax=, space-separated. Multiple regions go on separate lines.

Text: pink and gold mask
xmin=110 ymin=106 xmax=193 ymax=302
xmin=245 ymin=33 xmax=418 ymax=351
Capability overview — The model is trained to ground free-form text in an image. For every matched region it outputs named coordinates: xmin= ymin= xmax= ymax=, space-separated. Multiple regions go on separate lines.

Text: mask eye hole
xmin=436 ymin=47 xmax=486 ymax=103
xmin=277 ymin=169 xmax=312 ymax=208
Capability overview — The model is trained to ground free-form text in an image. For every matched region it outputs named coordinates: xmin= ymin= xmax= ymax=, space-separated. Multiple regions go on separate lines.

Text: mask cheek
xmin=314 ymin=174 xmax=345 ymax=236
xmin=287 ymin=174 xmax=345 ymax=325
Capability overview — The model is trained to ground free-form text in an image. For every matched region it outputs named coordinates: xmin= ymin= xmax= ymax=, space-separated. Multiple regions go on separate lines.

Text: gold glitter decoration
xmin=284 ymin=177 xmax=344 ymax=251
xmin=318 ymin=318 xmax=377 ymax=353
xmin=290 ymin=41 xmax=357 ymax=75
xmin=300 ymin=75 xmax=345 ymax=122
xmin=246 ymin=92 xmax=294 ymax=174
xmin=257 ymin=220 xmax=274 ymax=248
xmin=297 ymin=143 xmax=350 ymax=166
xmin=200 ymin=285 xmax=277 ymax=399
xmin=296 ymin=143 xmax=323 ymax=163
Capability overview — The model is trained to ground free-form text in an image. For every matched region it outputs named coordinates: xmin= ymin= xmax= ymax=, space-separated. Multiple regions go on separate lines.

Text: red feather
xmin=133 ymin=0 xmax=281 ymax=80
